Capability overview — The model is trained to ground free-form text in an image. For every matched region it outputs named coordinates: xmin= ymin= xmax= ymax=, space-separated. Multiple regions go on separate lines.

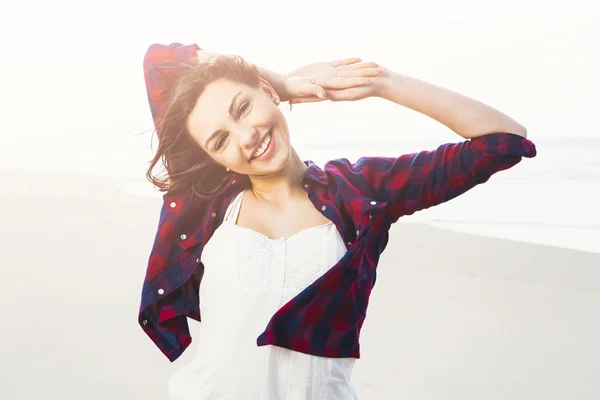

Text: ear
xmin=259 ymin=77 xmax=280 ymax=105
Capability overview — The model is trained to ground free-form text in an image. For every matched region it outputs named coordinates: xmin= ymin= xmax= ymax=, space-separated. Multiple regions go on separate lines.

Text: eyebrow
xmin=204 ymin=91 xmax=243 ymax=148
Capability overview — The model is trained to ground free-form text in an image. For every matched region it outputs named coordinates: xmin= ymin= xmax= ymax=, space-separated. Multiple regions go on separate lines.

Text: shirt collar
xmin=302 ymin=160 xmax=329 ymax=187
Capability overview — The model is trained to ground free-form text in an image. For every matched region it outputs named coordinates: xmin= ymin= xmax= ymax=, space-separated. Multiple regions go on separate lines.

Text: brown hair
xmin=146 ymin=56 xmax=262 ymax=201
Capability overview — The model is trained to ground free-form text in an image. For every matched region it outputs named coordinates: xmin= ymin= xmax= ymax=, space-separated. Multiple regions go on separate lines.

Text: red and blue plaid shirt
xmin=139 ymin=43 xmax=537 ymax=362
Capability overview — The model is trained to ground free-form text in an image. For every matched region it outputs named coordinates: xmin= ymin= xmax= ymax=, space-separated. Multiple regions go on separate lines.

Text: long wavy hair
xmin=146 ymin=56 xmax=262 ymax=201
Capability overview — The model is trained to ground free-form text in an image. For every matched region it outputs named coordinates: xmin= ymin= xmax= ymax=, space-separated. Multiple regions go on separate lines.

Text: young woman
xmin=138 ymin=42 xmax=536 ymax=400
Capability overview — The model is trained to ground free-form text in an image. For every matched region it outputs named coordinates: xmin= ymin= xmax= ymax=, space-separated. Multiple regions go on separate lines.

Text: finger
xmin=316 ymin=76 xmax=371 ymax=90
xmin=330 ymin=57 xmax=362 ymax=67
xmin=336 ymin=62 xmax=379 ymax=71
xmin=336 ymin=67 xmax=385 ymax=79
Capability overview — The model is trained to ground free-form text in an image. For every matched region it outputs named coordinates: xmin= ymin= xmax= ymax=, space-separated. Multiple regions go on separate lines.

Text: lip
xmin=249 ymin=128 xmax=275 ymax=162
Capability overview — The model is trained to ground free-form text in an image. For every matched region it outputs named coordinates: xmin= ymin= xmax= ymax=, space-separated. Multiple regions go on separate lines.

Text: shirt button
xmin=157 ymin=288 xmax=164 ymax=295
xmin=321 ymin=205 xmax=327 ymax=211
xmin=231 ymin=179 xmax=236 ymax=184
xmin=142 ymin=319 xmax=148 ymax=326
xmin=169 ymin=202 xmax=177 ymax=208
xmin=356 ymin=230 xmax=359 ymax=235
xmin=303 ymin=184 xmax=309 ymax=188
xmin=196 ymin=258 xmax=200 ymax=263
xmin=180 ymin=234 xmax=187 ymax=240
xmin=370 ymin=201 xmax=377 ymax=205
xmin=347 ymin=241 xmax=352 ymax=246
xmin=211 ymin=212 xmax=217 ymax=218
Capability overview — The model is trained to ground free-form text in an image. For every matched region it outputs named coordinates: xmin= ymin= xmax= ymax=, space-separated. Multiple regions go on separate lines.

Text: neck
xmin=248 ymin=148 xmax=307 ymax=205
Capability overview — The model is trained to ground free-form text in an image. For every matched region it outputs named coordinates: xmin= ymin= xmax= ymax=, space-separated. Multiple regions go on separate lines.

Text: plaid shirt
xmin=139 ymin=43 xmax=538 ymax=362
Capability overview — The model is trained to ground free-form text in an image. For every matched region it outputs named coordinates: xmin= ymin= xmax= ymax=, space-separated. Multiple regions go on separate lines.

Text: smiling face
xmin=186 ymin=78 xmax=292 ymax=178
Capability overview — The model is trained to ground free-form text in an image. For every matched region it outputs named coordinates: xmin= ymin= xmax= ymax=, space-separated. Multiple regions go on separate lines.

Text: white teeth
xmin=252 ymin=133 xmax=271 ymax=159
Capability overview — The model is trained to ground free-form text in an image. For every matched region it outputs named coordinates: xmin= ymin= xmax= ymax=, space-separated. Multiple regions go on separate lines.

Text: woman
xmin=139 ymin=43 xmax=536 ymax=399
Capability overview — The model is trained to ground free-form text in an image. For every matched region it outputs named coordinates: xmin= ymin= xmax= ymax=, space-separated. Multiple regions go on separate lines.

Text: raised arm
xmin=196 ymin=48 xmax=381 ymax=104
xmin=324 ymin=66 xmax=535 ymax=222
xmin=325 ymin=67 xmax=527 ymax=139
xmin=347 ymin=134 xmax=536 ymax=222
xmin=196 ymin=48 xmax=290 ymax=101
xmin=377 ymin=72 xmax=527 ymax=139
xmin=144 ymin=42 xmax=380 ymax=126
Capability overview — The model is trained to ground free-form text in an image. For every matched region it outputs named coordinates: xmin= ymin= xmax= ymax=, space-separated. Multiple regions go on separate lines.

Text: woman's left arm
xmin=329 ymin=68 xmax=536 ymax=222
xmin=325 ymin=66 xmax=527 ymax=139
xmin=376 ymin=71 xmax=528 ymax=139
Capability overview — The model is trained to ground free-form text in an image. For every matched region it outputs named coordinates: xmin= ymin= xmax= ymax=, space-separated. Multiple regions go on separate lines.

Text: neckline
xmin=224 ymin=188 xmax=337 ymax=242
xmin=230 ymin=221 xmax=335 ymax=242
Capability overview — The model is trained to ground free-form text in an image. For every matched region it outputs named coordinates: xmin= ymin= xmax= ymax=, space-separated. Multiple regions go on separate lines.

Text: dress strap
xmin=224 ymin=190 xmax=245 ymax=223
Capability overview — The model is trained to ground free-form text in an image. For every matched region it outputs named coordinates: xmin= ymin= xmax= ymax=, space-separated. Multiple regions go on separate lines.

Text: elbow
xmin=511 ymin=124 xmax=527 ymax=138
xmin=492 ymin=121 xmax=527 ymax=138
xmin=502 ymin=119 xmax=528 ymax=138
xmin=460 ymin=122 xmax=528 ymax=140
xmin=489 ymin=123 xmax=527 ymax=139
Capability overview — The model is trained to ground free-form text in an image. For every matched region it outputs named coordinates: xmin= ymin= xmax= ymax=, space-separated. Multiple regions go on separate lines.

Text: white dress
xmin=168 ymin=190 xmax=359 ymax=400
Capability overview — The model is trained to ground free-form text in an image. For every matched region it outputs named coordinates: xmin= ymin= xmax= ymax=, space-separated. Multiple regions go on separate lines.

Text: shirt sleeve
xmin=143 ymin=43 xmax=201 ymax=129
xmin=138 ymin=197 xmax=203 ymax=362
xmin=350 ymin=133 xmax=537 ymax=222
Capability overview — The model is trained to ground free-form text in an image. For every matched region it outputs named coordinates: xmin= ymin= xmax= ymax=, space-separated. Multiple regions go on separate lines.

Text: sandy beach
xmin=1 ymin=170 xmax=599 ymax=400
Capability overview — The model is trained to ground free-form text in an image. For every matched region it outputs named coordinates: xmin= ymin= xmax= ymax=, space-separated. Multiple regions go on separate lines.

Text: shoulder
xmin=315 ymin=157 xmax=391 ymax=198
xmin=322 ymin=156 xmax=392 ymax=182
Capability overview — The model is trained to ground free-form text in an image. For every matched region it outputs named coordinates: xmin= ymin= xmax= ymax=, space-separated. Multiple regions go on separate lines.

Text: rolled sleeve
xmin=351 ymin=133 xmax=537 ymax=222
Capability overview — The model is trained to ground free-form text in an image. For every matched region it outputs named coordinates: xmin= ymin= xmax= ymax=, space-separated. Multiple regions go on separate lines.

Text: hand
xmin=323 ymin=65 xmax=391 ymax=102
xmin=284 ymin=59 xmax=385 ymax=104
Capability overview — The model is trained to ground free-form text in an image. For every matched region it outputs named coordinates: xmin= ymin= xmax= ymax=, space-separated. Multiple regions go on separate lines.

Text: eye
xmin=238 ymin=101 xmax=250 ymax=117
xmin=215 ymin=133 xmax=229 ymax=151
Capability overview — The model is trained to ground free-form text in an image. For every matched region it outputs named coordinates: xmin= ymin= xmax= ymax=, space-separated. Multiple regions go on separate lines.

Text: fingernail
xmin=318 ymin=92 xmax=327 ymax=99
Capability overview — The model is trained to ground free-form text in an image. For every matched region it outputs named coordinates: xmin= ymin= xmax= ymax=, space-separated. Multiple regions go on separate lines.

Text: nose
xmin=233 ymin=122 xmax=259 ymax=149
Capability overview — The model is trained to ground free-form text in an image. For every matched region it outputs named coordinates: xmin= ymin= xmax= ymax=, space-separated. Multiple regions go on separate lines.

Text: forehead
xmin=186 ymin=79 xmax=250 ymax=139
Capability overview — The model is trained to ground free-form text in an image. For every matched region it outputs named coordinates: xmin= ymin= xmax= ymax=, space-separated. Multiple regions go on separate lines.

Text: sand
xmin=1 ymin=170 xmax=599 ymax=400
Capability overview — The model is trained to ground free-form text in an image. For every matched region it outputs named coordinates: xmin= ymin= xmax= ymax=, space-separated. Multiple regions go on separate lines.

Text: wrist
xmin=278 ymin=74 xmax=292 ymax=102
xmin=374 ymin=71 xmax=404 ymax=100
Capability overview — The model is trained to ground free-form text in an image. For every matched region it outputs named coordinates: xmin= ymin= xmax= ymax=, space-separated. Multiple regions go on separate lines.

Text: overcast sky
xmin=0 ymin=0 xmax=597 ymax=177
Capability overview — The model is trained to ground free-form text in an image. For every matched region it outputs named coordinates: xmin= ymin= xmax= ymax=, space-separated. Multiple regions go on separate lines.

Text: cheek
xmin=274 ymin=110 xmax=289 ymax=139
xmin=254 ymin=98 xmax=282 ymax=123
xmin=220 ymin=143 xmax=247 ymax=166
xmin=260 ymin=104 xmax=286 ymax=131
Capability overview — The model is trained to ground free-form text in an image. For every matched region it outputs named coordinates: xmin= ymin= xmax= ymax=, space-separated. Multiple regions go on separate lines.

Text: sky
xmin=0 ymin=0 xmax=598 ymax=178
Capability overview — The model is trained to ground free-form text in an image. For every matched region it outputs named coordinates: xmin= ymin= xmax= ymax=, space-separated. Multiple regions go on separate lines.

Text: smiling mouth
xmin=249 ymin=128 xmax=273 ymax=161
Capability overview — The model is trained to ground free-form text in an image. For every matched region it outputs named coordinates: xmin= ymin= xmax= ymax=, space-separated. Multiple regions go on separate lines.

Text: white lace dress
xmin=168 ymin=190 xmax=359 ymax=400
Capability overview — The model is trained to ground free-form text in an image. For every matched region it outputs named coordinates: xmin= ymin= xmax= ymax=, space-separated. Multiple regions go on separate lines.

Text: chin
xmin=257 ymin=152 xmax=289 ymax=177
